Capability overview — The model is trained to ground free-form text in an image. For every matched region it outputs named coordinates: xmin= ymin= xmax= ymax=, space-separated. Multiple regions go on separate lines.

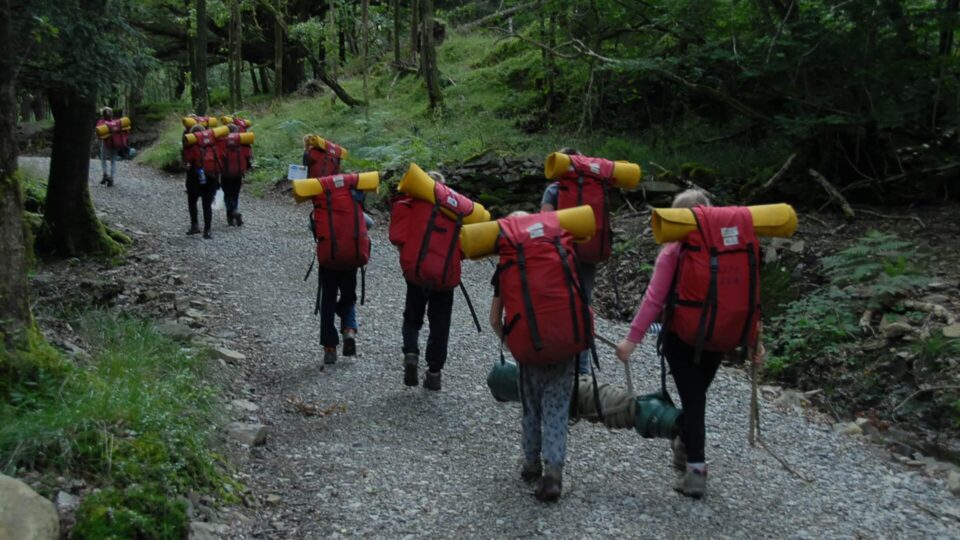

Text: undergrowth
xmin=0 ymin=311 xmax=235 ymax=538
xmin=766 ymin=231 xmax=929 ymax=378
xmin=136 ymin=32 xmax=790 ymax=197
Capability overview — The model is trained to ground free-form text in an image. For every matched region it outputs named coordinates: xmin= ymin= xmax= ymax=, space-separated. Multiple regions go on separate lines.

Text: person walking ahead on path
xmin=220 ymin=124 xmax=252 ymax=227
xmin=303 ymin=135 xmax=370 ymax=364
xmin=540 ymin=147 xmax=597 ymax=376
xmin=96 ymin=107 xmax=124 ymax=187
xmin=390 ymin=171 xmax=478 ymax=392
xmin=182 ymin=124 xmax=221 ymax=239
xmin=615 ymin=189 xmax=766 ymax=499
xmin=490 ymin=210 xmax=592 ymax=503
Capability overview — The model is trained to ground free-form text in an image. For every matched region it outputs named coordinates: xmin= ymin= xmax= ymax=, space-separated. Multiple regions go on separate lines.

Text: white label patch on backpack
xmin=721 ymin=226 xmax=740 ymax=247
xmin=333 ymin=175 xmax=345 ymax=188
xmin=446 ymin=195 xmax=459 ymax=208
xmin=527 ymin=222 xmax=545 ymax=239
xmin=589 ymin=163 xmax=601 ymax=175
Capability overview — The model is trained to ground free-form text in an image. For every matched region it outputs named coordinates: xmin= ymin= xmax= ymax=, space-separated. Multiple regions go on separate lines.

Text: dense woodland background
xmin=1 ymin=1 xmax=960 ymax=536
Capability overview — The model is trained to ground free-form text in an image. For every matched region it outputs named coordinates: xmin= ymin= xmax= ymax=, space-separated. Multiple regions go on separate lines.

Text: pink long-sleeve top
xmin=626 ymin=242 xmax=682 ymax=344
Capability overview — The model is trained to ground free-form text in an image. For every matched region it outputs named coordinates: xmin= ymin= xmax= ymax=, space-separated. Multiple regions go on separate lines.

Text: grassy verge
xmin=136 ymin=32 xmax=790 ymax=196
xmin=0 ymin=311 xmax=235 ymax=539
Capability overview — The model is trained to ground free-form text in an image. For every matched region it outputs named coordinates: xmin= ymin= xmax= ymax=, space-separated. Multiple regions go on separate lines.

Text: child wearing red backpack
xmin=540 ymin=148 xmax=603 ymax=377
xmin=304 ymin=138 xmax=369 ymax=364
xmin=220 ymin=124 xmax=252 ymax=226
xmin=616 ymin=189 xmax=766 ymax=499
xmin=96 ymin=107 xmax=127 ymax=186
xmin=489 ymin=210 xmax=592 ymax=503
xmin=390 ymin=171 xmax=478 ymax=391
xmin=182 ymin=124 xmax=221 ymax=239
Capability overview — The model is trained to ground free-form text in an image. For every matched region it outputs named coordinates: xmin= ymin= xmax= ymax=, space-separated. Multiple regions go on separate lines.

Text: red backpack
xmin=311 ymin=174 xmax=370 ymax=270
xmin=183 ymin=129 xmax=222 ymax=178
xmin=495 ymin=213 xmax=594 ymax=365
xmin=664 ymin=206 xmax=761 ymax=354
xmin=232 ymin=118 xmax=251 ymax=132
xmin=307 ymin=142 xmax=344 ymax=178
xmin=390 ymin=183 xmax=473 ymax=291
xmin=98 ymin=119 xmax=129 ymax=150
xmin=555 ymin=155 xmax=616 ymax=264
xmin=220 ymin=133 xmax=251 ymax=178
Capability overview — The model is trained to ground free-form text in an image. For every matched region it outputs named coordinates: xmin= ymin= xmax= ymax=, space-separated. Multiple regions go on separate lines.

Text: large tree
xmin=193 ymin=0 xmax=209 ymax=114
xmin=0 ymin=0 xmax=32 ymax=349
xmin=420 ymin=0 xmax=442 ymax=109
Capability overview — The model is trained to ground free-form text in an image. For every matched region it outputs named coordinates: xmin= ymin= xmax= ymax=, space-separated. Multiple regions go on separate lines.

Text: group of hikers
xmin=95 ymin=109 xmax=769 ymax=504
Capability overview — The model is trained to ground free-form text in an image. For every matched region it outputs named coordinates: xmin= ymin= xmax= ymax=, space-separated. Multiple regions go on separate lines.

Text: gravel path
xmin=19 ymin=158 xmax=960 ymax=539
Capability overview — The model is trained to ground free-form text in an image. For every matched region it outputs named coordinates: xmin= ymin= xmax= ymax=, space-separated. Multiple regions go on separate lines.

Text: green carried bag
xmin=486 ymin=355 xmax=520 ymax=403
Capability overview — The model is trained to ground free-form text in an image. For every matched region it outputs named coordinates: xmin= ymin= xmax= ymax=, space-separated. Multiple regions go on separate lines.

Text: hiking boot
xmin=403 ymin=353 xmax=419 ymax=387
xmin=674 ymin=465 xmax=707 ymax=499
xmin=234 ymin=213 xmax=243 ymax=227
xmin=423 ymin=369 xmax=441 ymax=391
xmin=535 ymin=469 xmax=562 ymax=502
xmin=186 ymin=225 xmax=201 ymax=235
xmin=672 ymin=436 xmax=687 ymax=472
xmin=323 ymin=347 xmax=337 ymax=365
xmin=203 ymin=230 xmax=212 ymax=240
xmin=520 ymin=461 xmax=542 ymax=483
xmin=106 ymin=176 xmax=114 ymax=187
xmin=342 ymin=330 xmax=357 ymax=357
xmin=100 ymin=174 xmax=109 ymax=185
xmin=227 ymin=213 xmax=235 ymax=226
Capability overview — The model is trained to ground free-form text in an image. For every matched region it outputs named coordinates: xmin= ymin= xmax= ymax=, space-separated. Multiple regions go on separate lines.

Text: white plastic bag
xmin=213 ymin=189 xmax=224 ymax=210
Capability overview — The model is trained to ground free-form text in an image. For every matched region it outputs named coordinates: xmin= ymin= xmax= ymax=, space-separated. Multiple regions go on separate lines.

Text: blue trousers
xmin=100 ymin=143 xmax=118 ymax=179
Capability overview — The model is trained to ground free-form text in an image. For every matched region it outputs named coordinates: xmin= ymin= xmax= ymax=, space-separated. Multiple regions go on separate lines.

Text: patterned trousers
xmin=519 ymin=358 xmax=575 ymax=473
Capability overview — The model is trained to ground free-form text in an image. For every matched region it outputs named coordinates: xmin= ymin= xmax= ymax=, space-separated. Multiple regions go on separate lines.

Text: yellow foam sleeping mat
xmin=95 ymin=117 xmax=132 ymax=138
xmin=219 ymin=116 xmax=252 ymax=128
xmin=397 ymin=163 xmax=491 ymax=225
xmin=651 ymin=204 xmax=798 ymax=244
xmin=305 ymin=135 xmax=350 ymax=160
xmin=183 ymin=126 xmax=230 ymax=146
xmin=544 ymin=152 xmax=642 ymax=189
xmin=460 ymin=205 xmax=596 ymax=260
xmin=182 ymin=116 xmax=220 ymax=129
xmin=232 ymin=132 xmax=255 ymax=145
xmin=292 ymin=172 xmax=380 ymax=203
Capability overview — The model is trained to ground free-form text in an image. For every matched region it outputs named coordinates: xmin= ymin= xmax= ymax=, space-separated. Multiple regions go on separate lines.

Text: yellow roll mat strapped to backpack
xmin=544 ymin=152 xmax=642 ymax=189
xmin=305 ymin=135 xmax=350 ymax=160
xmin=235 ymin=132 xmax=255 ymax=145
xmin=397 ymin=163 xmax=491 ymax=225
xmin=182 ymin=116 xmax=220 ymax=129
xmin=292 ymin=172 xmax=380 ymax=203
xmin=460 ymin=205 xmax=596 ymax=259
xmin=183 ymin=126 xmax=229 ymax=146
xmin=651 ymin=203 xmax=798 ymax=244
xmin=96 ymin=117 xmax=131 ymax=138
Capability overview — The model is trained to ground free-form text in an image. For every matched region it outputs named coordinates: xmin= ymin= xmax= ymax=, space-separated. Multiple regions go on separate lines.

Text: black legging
xmin=663 ymin=331 xmax=722 ymax=464
xmin=186 ymin=171 xmax=219 ymax=232
xmin=401 ymin=280 xmax=454 ymax=373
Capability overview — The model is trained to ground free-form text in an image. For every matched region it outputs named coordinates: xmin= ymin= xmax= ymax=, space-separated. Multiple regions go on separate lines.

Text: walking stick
xmin=749 ymin=363 xmax=758 ymax=447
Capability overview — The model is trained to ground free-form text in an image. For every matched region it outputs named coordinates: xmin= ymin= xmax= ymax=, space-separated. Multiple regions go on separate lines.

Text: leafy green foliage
xmin=822 ymin=230 xmax=928 ymax=308
xmin=767 ymin=231 xmax=927 ymax=378
xmin=72 ymin=484 xmax=188 ymax=540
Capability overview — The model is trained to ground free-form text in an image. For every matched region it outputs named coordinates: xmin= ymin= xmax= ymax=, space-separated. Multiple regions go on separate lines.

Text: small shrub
xmin=72 ymin=484 xmax=188 ymax=540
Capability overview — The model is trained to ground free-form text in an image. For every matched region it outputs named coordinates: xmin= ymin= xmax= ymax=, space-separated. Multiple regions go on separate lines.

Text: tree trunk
xmin=30 ymin=95 xmax=46 ymax=121
xmin=19 ymin=94 xmax=31 ymax=122
xmin=175 ymin=68 xmax=187 ymax=100
xmin=420 ymin=0 xmax=442 ymax=109
xmin=274 ymin=0 xmax=284 ymax=98
xmin=194 ymin=0 xmax=209 ymax=114
xmin=0 ymin=0 xmax=33 ymax=349
xmin=338 ymin=23 xmax=346 ymax=65
xmin=410 ymin=0 xmax=419 ymax=61
xmin=259 ymin=65 xmax=271 ymax=94
xmin=393 ymin=0 xmax=401 ymax=70
xmin=250 ymin=62 xmax=261 ymax=94
xmin=43 ymin=87 xmax=120 ymax=258
xmin=228 ymin=0 xmax=239 ymax=110
xmin=362 ymin=0 xmax=369 ymax=105
xmin=328 ymin=0 xmax=338 ymax=79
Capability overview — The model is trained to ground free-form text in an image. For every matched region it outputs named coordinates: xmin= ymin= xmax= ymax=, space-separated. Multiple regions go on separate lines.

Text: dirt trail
xmin=19 ymin=157 xmax=960 ymax=539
